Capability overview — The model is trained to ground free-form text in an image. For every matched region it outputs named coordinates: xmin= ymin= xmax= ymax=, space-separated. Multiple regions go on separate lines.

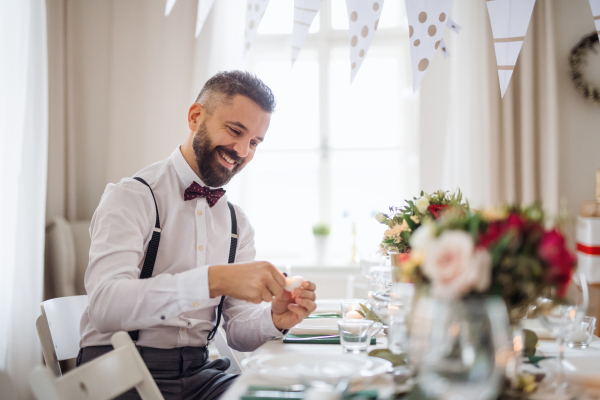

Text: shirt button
xmin=198 ymin=245 xmax=203 ymax=251
xmin=180 ymin=327 xmax=185 ymax=331
xmin=197 ymin=210 xmax=203 ymax=216
xmin=192 ymin=301 xmax=199 ymax=308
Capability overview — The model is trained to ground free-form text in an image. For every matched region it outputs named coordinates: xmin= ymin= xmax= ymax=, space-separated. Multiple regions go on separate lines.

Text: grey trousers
xmin=77 ymin=345 xmax=238 ymax=400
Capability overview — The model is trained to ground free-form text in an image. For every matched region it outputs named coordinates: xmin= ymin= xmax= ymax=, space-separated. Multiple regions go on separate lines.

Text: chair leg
xmin=36 ymin=315 xmax=61 ymax=377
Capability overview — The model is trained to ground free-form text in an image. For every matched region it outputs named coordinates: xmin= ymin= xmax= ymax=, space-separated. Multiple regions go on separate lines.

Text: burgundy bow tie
xmin=183 ymin=181 xmax=226 ymax=207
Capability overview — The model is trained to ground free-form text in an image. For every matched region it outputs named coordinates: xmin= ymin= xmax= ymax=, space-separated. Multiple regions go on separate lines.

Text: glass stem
xmin=556 ymin=333 xmax=565 ymax=391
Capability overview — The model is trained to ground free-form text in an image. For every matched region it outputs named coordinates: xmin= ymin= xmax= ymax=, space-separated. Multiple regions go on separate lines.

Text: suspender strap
xmin=129 ymin=177 xmax=162 ymax=342
xmin=206 ymin=201 xmax=237 ymax=342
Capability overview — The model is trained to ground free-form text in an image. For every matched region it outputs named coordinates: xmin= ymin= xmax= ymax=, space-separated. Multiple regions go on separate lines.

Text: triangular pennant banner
xmin=440 ymin=38 xmax=450 ymax=58
xmin=345 ymin=0 xmax=386 ymax=83
xmin=165 ymin=0 xmax=177 ymax=16
xmin=245 ymin=0 xmax=271 ymax=54
xmin=486 ymin=0 xmax=536 ymax=97
xmin=589 ymin=0 xmax=600 ymax=41
xmin=292 ymin=0 xmax=323 ymax=66
xmin=405 ymin=0 xmax=454 ymax=92
xmin=195 ymin=0 xmax=216 ymax=38
xmin=447 ymin=18 xmax=461 ymax=33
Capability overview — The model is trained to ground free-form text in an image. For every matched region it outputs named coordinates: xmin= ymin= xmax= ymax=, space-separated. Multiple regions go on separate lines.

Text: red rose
xmin=538 ymin=229 xmax=576 ymax=295
xmin=506 ymin=213 xmax=525 ymax=230
xmin=428 ymin=204 xmax=449 ymax=219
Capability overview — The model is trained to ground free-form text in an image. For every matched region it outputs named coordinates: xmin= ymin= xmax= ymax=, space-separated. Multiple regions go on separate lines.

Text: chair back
xmin=36 ymin=295 xmax=88 ymax=376
xmin=30 ymin=331 xmax=164 ymax=400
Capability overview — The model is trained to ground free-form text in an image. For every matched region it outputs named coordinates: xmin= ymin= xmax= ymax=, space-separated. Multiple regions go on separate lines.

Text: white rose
xmin=410 ymin=223 xmax=434 ymax=251
xmin=416 ymin=196 xmax=430 ymax=214
xmin=421 ymin=231 xmax=491 ymax=299
xmin=375 ymin=212 xmax=387 ymax=223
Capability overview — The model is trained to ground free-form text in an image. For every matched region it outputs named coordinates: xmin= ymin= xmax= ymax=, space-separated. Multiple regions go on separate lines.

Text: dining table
xmin=220 ymin=300 xmax=600 ymax=399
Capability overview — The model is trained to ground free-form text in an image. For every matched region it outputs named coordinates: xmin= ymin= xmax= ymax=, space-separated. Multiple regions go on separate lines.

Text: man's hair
xmin=195 ymin=70 xmax=276 ymax=114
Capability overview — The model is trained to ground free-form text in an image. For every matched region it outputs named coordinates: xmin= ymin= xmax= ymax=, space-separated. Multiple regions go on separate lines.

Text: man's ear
xmin=188 ymin=103 xmax=204 ymax=131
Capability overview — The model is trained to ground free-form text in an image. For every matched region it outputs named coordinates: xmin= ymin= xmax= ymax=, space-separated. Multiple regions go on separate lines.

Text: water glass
xmin=337 ymin=319 xmax=374 ymax=354
xmin=566 ymin=316 xmax=596 ymax=348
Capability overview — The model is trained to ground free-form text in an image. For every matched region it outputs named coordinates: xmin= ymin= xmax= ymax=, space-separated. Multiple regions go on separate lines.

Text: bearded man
xmin=77 ymin=71 xmax=317 ymax=400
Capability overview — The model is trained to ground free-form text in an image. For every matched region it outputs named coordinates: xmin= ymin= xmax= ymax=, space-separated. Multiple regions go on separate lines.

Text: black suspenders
xmin=128 ymin=177 xmax=237 ymax=343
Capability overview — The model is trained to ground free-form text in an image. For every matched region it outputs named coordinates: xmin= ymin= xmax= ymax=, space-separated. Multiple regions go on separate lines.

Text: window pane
xmin=254 ymin=58 xmax=320 ymax=151
xmin=258 ymin=2 xmax=320 ymax=34
xmin=331 ymin=0 xmax=400 ymax=30
xmin=328 ymin=46 xmax=403 ymax=149
xmin=229 ymin=152 xmax=320 ymax=264
xmin=328 ymin=150 xmax=412 ymax=261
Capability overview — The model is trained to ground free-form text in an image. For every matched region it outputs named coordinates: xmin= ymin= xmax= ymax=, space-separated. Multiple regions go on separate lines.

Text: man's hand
xmin=208 ymin=261 xmax=286 ymax=303
xmin=271 ymin=281 xmax=317 ymax=330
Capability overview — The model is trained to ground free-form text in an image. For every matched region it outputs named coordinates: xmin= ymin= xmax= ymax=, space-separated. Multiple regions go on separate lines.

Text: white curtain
xmin=0 ymin=0 xmax=49 ymax=398
xmin=420 ymin=0 xmax=560 ymax=213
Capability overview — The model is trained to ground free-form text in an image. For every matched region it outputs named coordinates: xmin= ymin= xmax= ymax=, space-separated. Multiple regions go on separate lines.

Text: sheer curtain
xmin=0 ymin=0 xmax=48 ymax=398
xmin=420 ymin=0 xmax=560 ymax=213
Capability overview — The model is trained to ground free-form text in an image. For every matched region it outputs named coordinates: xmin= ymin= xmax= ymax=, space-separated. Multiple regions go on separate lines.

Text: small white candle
xmin=569 ymin=331 xmax=590 ymax=342
xmin=285 ymin=276 xmax=304 ymax=292
xmin=345 ymin=310 xmax=363 ymax=319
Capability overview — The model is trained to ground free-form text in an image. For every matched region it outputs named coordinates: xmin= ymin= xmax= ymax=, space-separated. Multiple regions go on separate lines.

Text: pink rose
xmin=422 ymin=231 xmax=492 ymax=299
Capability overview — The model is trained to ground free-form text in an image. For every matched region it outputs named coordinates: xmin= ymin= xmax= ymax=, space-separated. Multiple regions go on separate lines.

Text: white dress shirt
xmin=80 ymin=147 xmax=283 ymax=351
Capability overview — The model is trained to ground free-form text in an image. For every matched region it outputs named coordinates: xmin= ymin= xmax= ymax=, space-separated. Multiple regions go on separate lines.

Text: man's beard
xmin=192 ymin=121 xmax=244 ymax=187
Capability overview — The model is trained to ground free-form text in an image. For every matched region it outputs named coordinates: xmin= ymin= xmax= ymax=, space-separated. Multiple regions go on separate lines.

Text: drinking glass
xmin=565 ymin=316 xmax=596 ymax=348
xmin=536 ymin=273 xmax=589 ymax=397
xmin=359 ymin=252 xmax=389 ymax=279
xmin=409 ymin=297 xmax=510 ymax=400
xmin=337 ymin=319 xmax=374 ymax=354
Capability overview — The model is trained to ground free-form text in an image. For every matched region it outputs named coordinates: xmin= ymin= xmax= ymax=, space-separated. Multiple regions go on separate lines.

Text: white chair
xmin=30 ymin=331 xmax=164 ymax=400
xmin=0 ymin=370 xmax=17 ymax=400
xmin=36 ymin=295 xmax=89 ymax=376
xmin=37 ymin=295 xmax=245 ymax=376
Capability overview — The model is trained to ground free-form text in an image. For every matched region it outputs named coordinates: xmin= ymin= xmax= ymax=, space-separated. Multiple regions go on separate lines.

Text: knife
xmin=283 ymin=335 xmax=339 ymax=341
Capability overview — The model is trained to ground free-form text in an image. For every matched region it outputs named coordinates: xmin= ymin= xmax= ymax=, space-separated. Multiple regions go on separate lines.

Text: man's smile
xmin=218 ymin=150 xmax=237 ymax=170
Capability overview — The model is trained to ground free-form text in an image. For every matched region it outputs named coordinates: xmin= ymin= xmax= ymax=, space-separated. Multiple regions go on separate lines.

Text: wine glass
xmin=409 ymin=297 xmax=510 ymax=400
xmin=360 ymin=252 xmax=389 ymax=279
xmin=535 ymin=273 xmax=589 ymax=398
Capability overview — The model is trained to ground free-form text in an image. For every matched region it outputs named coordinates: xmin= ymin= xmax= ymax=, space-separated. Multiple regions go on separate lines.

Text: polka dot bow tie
xmin=183 ymin=181 xmax=226 ymax=207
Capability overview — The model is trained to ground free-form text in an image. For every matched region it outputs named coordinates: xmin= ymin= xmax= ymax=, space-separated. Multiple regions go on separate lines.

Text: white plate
xmin=242 ymin=353 xmax=392 ymax=383
xmin=540 ymin=357 xmax=600 ymax=389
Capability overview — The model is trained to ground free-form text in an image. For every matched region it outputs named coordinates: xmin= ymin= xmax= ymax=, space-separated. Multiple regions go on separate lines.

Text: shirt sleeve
xmin=220 ymin=205 xmax=283 ymax=352
xmin=85 ymin=179 xmax=214 ymax=334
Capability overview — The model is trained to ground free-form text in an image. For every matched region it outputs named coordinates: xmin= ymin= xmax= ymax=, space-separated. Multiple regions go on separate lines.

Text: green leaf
xmin=523 ymin=329 xmax=539 ymax=357
xmin=358 ymin=303 xmax=370 ymax=314
xmin=491 ymin=234 xmax=512 ymax=266
xmin=404 ymin=214 xmax=418 ymax=231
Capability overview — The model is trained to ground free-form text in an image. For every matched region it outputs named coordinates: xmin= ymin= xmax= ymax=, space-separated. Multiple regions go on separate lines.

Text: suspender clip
xmin=153 ymin=227 xmax=162 ymax=233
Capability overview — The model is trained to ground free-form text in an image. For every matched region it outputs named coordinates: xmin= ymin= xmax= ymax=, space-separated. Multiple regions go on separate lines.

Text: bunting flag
xmin=345 ymin=0 xmax=386 ymax=83
xmin=590 ymin=0 xmax=600 ymax=41
xmin=405 ymin=0 xmax=454 ymax=92
xmin=195 ymin=0 xmax=216 ymax=38
xmin=245 ymin=0 xmax=271 ymax=54
xmin=439 ymin=38 xmax=450 ymax=58
xmin=165 ymin=0 xmax=177 ymax=16
xmin=291 ymin=0 xmax=323 ymax=66
xmin=447 ymin=18 xmax=461 ymax=33
xmin=486 ymin=0 xmax=536 ymax=97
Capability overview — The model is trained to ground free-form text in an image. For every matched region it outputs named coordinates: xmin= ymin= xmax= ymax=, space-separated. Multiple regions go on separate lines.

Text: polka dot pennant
xmin=245 ymin=0 xmax=272 ymax=55
xmin=195 ymin=0 xmax=216 ymax=38
xmin=405 ymin=0 xmax=454 ymax=93
xmin=292 ymin=0 xmax=324 ymax=66
xmin=591 ymin=0 xmax=600 ymax=42
xmin=345 ymin=0 xmax=386 ymax=83
xmin=486 ymin=0 xmax=536 ymax=97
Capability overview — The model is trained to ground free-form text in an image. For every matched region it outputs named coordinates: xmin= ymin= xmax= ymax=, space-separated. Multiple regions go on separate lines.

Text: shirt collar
xmin=170 ymin=146 xmax=223 ymax=191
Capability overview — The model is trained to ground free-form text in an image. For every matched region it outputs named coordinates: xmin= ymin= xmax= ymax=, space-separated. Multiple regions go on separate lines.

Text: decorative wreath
xmin=570 ymin=32 xmax=600 ymax=105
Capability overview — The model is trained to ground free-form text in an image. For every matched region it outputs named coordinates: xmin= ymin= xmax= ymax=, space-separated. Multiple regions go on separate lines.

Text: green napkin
xmin=283 ymin=334 xmax=376 ymax=345
xmin=306 ymin=313 xmax=342 ymax=319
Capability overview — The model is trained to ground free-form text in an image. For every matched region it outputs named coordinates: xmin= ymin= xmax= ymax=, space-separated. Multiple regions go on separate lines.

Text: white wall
xmin=555 ymin=0 xmax=600 ymax=242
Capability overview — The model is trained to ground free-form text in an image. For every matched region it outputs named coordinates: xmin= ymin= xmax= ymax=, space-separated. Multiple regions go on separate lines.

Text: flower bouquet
xmin=375 ymin=190 xmax=469 ymax=271
xmin=398 ymin=203 xmax=577 ymax=319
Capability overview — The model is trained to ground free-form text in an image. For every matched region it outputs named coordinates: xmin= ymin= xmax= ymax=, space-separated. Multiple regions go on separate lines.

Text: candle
xmin=345 ymin=310 xmax=363 ymax=319
xmin=285 ymin=276 xmax=304 ymax=292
